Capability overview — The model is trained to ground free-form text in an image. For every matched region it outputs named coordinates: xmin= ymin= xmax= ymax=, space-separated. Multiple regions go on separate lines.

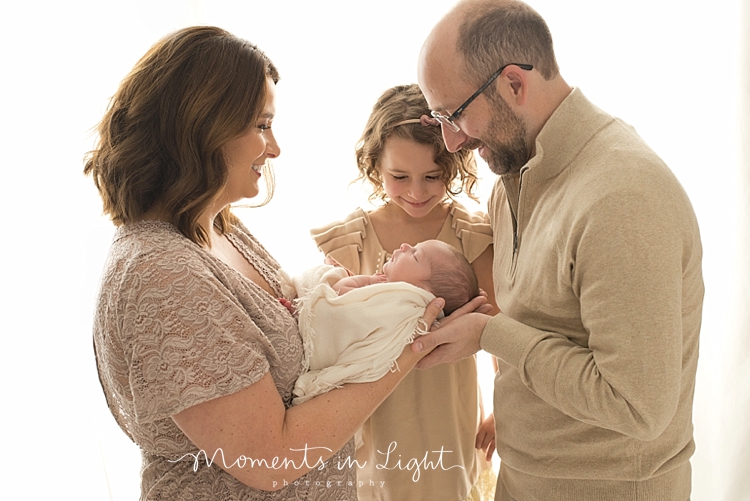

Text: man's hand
xmin=412 ymin=295 xmax=493 ymax=369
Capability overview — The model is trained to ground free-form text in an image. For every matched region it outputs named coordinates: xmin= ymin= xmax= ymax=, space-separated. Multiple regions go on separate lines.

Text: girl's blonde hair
xmin=354 ymin=84 xmax=478 ymax=203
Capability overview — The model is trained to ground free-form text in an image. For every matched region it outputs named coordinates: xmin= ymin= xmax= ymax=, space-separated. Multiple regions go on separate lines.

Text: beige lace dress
xmin=93 ymin=220 xmax=356 ymax=500
xmin=311 ymin=202 xmax=496 ymax=501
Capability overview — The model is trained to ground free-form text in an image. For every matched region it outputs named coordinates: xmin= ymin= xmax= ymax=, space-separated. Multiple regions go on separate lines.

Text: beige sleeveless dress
xmin=311 ymin=202 xmax=496 ymax=501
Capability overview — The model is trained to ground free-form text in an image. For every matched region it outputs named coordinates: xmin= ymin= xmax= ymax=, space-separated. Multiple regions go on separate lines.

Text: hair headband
xmin=393 ymin=114 xmax=440 ymax=128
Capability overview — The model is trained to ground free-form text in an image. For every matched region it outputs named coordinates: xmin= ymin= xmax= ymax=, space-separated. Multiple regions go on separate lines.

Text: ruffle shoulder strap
xmin=449 ymin=203 xmax=494 ymax=263
xmin=309 ymin=208 xmax=369 ymax=275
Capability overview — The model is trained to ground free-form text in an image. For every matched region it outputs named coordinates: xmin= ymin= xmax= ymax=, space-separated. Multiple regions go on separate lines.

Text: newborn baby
xmin=281 ymin=240 xmax=478 ymax=404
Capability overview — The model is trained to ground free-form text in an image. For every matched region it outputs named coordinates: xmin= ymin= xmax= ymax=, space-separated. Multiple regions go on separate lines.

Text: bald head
xmin=421 ymin=0 xmax=559 ymax=88
xmin=418 ymin=0 xmax=571 ymax=162
xmin=417 ymin=9 xmax=466 ymax=123
xmin=418 ymin=3 xmax=461 ymax=99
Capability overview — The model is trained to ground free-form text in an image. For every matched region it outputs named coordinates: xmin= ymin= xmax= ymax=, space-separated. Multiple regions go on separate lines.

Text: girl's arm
xmin=471 ymin=244 xmax=499 ymax=461
xmin=475 ymin=413 xmax=496 ymax=461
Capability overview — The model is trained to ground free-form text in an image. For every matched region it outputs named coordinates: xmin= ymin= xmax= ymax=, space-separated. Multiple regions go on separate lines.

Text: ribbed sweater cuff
xmin=479 ymin=313 xmax=542 ymax=370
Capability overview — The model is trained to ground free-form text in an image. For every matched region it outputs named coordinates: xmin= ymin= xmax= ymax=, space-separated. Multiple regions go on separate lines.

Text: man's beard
xmin=477 ymin=91 xmax=530 ymax=176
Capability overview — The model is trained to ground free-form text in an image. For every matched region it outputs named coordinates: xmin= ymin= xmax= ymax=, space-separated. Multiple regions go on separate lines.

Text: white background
xmin=1 ymin=1 xmax=747 ymax=500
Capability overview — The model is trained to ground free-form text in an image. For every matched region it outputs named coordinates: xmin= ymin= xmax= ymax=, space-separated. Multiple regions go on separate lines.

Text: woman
xmin=84 ymin=26 xmax=481 ymax=499
xmin=311 ymin=84 xmax=499 ymax=501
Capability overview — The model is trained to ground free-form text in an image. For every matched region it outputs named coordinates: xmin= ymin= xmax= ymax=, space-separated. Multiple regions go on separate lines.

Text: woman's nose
xmin=266 ymin=131 xmax=281 ymax=158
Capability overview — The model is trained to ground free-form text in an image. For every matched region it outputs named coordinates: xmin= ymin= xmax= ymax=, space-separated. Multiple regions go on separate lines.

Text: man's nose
xmin=441 ymin=126 xmax=469 ymax=153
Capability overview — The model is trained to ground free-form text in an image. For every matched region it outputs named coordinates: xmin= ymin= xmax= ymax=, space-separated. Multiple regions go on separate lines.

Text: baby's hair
xmin=426 ymin=245 xmax=479 ymax=315
xmin=354 ymin=83 xmax=479 ymax=204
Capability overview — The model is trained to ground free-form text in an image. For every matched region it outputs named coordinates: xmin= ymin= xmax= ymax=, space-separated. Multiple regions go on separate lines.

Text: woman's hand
xmin=475 ymin=413 xmax=496 ymax=462
xmin=423 ymin=297 xmax=448 ymax=326
xmin=433 ymin=294 xmax=489 ymax=330
xmin=412 ymin=295 xmax=493 ymax=369
xmin=400 ymin=297 xmax=446 ymax=365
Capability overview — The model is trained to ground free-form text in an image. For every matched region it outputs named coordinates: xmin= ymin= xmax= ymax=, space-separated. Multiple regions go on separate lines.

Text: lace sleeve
xmin=119 ymin=250 xmax=273 ymax=423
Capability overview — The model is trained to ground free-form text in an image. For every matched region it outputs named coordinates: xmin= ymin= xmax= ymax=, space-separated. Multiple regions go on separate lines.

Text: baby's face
xmin=383 ymin=240 xmax=448 ymax=289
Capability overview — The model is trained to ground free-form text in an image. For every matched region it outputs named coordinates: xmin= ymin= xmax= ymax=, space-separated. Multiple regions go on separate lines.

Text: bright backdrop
xmin=1 ymin=1 xmax=747 ymax=500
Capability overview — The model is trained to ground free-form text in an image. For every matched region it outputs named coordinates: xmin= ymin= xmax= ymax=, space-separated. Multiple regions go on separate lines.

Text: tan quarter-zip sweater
xmin=481 ymin=88 xmax=703 ymax=501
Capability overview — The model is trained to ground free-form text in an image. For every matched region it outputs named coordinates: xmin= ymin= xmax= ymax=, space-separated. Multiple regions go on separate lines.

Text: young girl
xmin=311 ymin=84 xmax=499 ymax=501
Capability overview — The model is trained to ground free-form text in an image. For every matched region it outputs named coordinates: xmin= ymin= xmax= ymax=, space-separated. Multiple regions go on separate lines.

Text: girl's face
xmin=219 ymin=77 xmax=280 ymax=206
xmin=379 ymin=135 xmax=447 ymax=219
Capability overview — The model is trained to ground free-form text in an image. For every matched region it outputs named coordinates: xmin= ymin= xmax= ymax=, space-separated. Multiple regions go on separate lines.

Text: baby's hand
xmin=333 ymin=273 xmax=386 ymax=295
xmin=349 ymin=274 xmax=386 ymax=288
xmin=372 ymin=273 xmax=387 ymax=285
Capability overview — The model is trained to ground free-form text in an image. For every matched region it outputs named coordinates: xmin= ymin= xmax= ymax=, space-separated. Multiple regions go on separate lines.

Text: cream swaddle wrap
xmin=280 ymin=264 xmax=434 ymax=405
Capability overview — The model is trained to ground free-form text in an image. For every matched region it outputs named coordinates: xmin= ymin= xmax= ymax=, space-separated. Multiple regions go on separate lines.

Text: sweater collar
xmin=514 ymin=87 xmax=615 ymax=183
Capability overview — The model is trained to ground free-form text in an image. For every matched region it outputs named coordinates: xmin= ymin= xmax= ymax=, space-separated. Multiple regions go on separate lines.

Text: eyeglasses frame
xmin=430 ymin=63 xmax=533 ymax=132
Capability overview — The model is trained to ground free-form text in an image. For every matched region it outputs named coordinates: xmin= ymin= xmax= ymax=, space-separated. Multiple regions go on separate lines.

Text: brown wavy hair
xmin=83 ymin=26 xmax=279 ymax=246
xmin=354 ymin=84 xmax=478 ymax=203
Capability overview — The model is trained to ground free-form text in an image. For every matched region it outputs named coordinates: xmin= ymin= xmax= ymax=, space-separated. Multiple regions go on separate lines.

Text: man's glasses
xmin=430 ymin=63 xmax=533 ymax=132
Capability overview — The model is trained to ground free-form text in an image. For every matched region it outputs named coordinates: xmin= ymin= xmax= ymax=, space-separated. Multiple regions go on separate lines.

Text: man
xmin=414 ymin=1 xmax=704 ymax=500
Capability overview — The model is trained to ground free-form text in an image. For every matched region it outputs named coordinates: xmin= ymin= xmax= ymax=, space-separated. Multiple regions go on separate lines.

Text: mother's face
xmin=218 ymin=77 xmax=281 ymax=206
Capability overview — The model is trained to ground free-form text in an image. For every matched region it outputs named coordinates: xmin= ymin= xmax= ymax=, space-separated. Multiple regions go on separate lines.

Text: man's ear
xmin=503 ymin=66 xmax=529 ymax=106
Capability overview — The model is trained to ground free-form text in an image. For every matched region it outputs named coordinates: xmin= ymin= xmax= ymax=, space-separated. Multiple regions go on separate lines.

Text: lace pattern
xmin=93 ymin=220 xmax=356 ymax=499
xmin=226 ymin=229 xmax=283 ymax=298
